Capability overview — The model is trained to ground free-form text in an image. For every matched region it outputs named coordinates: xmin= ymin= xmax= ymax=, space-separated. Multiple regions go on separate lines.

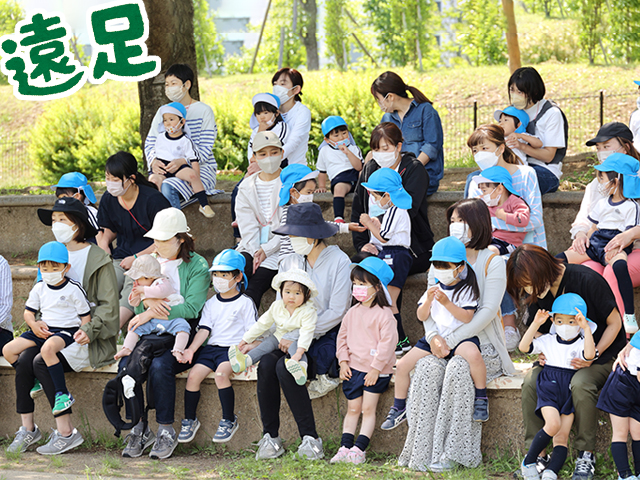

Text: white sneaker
xmin=308 ymin=374 xmax=340 ymax=399
xmin=504 ymin=326 xmax=521 ymax=352
xmin=255 ymin=433 xmax=285 ymax=460
xmin=624 ymin=313 xmax=639 ymax=334
xmin=297 ymin=435 xmax=324 ymax=460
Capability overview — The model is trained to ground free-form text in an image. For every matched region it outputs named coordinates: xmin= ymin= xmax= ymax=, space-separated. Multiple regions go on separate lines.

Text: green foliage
xmin=193 ymin=0 xmax=225 ymax=75
xmin=28 ymin=83 xmax=143 ymax=183
xmin=579 ymin=0 xmax=605 ymax=64
xmin=324 ymin=0 xmax=349 ymax=70
xmin=518 ymin=14 xmax=582 ymax=63
xmin=0 ymin=0 xmax=23 ymax=85
xmin=324 ymin=0 xmax=376 ymax=70
xmin=607 ymin=0 xmax=640 ymax=63
xmin=454 ymin=0 xmax=508 ymax=66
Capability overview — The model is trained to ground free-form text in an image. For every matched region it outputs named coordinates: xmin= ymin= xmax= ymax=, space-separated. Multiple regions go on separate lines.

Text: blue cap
xmin=494 ymin=106 xmax=529 ymax=134
xmin=209 ymin=249 xmax=248 ymax=289
xmin=250 ymin=93 xmax=281 ymax=130
xmin=279 ymin=164 xmax=320 ymax=206
xmin=594 ymin=153 xmax=640 ymax=199
xmin=634 ymin=81 xmax=640 ymax=86
xmin=550 ymin=293 xmax=589 ymax=320
xmin=361 ymin=168 xmax=412 ymax=210
xmin=473 ymin=165 xmax=518 ymax=196
xmin=631 ymin=331 xmax=640 ymax=350
xmin=430 ymin=236 xmax=467 ymax=263
xmin=51 ymin=172 xmax=96 ymax=204
xmin=165 ymin=102 xmax=187 ymax=119
xmin=321 ymin=116 xmax=347 ymax=137
xmin=351 ymin=256 xmax=394 ymax=287
xmin=38 ymin=241 xmax=68 ymax=264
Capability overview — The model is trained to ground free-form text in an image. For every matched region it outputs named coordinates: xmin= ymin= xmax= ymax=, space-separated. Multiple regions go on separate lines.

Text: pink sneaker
xmin=330 ymin=445 xmax=350 ymax=464
xmin=346 ymin=446 xmax=366 ymax=464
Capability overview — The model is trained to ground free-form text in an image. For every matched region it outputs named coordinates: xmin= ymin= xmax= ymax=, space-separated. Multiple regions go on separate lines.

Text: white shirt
xmin=530 ymin=333 xmax=587 ymax=370
xmin=371 ymin=206 xmax=411 ymax=249
xmin=198 ymin=292 xmax=257 ymax=347
xmin=628 ymin=346 xmax=640 ymax=375
xmin=157 ymin=257 xmax=183 ymax=294
xmin=419 ymin=281 xmax=477 ymax=337
xmin=630 ymin=102 xmax=640 ymax=152
xmin=67 ymin=245 xmax=91 ymax=286
xmin=525 ymin=100 xmax=565 ymax=179
xmin=154 ymin=132 xmax=199 ymax=163
xmin=281 ymin=101 xmax=311 ymax=165
xmin=588 ymin=197 xmax=640 ymax=232
xmin=316 ymin=144 xmax=362 ymax=180
xmin=25 ymin=279 xmax=91 ymax=329
xmin=254 ymin=176 xmax=279 ymax=270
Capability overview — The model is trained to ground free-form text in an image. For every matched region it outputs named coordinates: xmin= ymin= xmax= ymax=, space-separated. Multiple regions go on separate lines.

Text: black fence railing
xmin=0 ymin=140 xmax=32 ymax=187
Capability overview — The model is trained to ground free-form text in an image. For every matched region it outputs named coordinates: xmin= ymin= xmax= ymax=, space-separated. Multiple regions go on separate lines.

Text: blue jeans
xmin=161 ymin=181 xmax=181 ymax=209
xmin=530 ymin=164 xmax=559 ymax=195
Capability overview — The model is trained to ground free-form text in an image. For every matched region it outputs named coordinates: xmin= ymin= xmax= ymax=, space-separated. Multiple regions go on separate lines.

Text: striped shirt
xmin=371 ymin=206 xmax=411 ymax=249
xmin=0 ymin=256 xmax=12 ymax=332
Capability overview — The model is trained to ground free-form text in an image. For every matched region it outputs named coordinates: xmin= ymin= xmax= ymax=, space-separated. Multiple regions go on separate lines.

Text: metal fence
xmin=0 ymin=140 xmax=32 ymax=188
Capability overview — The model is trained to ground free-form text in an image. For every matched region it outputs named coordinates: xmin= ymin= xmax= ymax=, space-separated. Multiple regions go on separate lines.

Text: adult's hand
xmin=604 ymin=229 xmax=637 ymax=256
xmin=361 ymin=243 xmax=378 ymax=255
xmin=142 ymin=298 xmax=170 ymax=319
xmin=278 ymin=338 xmax=293 ymax=353
xmin=570 ymin=357 xmax=593 ymax=369
xmin=119 ymin=256 xmax=135 ymax=270
xmin=240 ymin=340 xmax=261 ymax=354
xmin=429 ymin=335 xmax=451 ymax=358
xmin=253 ymin=248 xmax=266 ymax=274
xmin=73 ymin=330 xmax=90 ymax=345
xmin=571 ymin=232 xmax=590 ymax=256
xmin=150 ymin=160 xmax=167 ymax=175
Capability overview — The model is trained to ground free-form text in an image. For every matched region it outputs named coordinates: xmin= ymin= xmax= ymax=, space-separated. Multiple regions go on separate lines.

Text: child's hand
xmin=426 ymin=286 xmax=439 ymax=302
xmin=359 ymin=213 xmax=373 ymax=228
xmin=338 ymin=144 xmax=349 ymax=154
xmin=181 ymin=349 xmax=195 ymax=364
xmin=348 ymin=222 xmax=367 ymax=233
xmin=574 ymin=308 xmax=589 ymax=330
xmin=533 ymin=309 xmax=551 ymax=326
xmin=339 ymin=361 xmax=352 ymax=381
xmin=32 ymin=321 xmax=51 ymax=339
xmin=131 ymin=285 xmax=145 ymax=296
xmin=315 ymin=185 xmax=327 ymax=193
xmin=364 ymin=369 xmax=379 ymax=387
xmin=433 ymin=289 xmax=451 ymax=307
xmin=495 ymin=208 xmax=507 ymax=221
xmin=173 ymin=350 xmax=185 ymax=363
xmin=505 ymin=133 xmax=519 ymax=150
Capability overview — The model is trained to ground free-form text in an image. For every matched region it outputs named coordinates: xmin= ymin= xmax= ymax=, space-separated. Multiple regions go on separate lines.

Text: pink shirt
xmin=336 ymin=304 xmax=398 ymax=374
xmin=490 ymin=194 xmax=530 ymax=247
xmin=128 ymin=278 xmax=175 ymax=307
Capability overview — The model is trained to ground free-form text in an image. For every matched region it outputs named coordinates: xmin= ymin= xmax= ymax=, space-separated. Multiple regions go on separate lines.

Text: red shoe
xmin=334 ymin=217 xmax=345 ymax=224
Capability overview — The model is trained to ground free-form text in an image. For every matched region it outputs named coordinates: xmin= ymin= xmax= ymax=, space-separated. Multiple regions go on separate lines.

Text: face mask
xmin=296 ymin=193 xmax=314 ymax=204
xmin=474 ymin=150 xmax=499 ymax=170
xmin=273 ymin=85 xmax=294 ymax=105
xmin=377 ymin=93 xmax=390 ymax=113
xmin=511 ymin=92 xmax=528 ymax=110
xmin=165 ymin=121 xmax=183 ymax=135
xmin=481 ymin=188 xmax=500 ymax=207
xmin=42 ymin=270 xmax=64 ymax=286
xmin=352 ymin=285 xmax=374 ymax=303
xmin=165 ymin=84 xmax=187 ymax=102
xmin=372 ymin=150 xmax=398 ymax=169
xmin=156 ymin=239 xmax=181 ymax=259
xmin=106 ymin=179 xmax=130 ymax=197
xmin=290 ymin=236 xmax=314 ymax=256
xmin=374 ymin=196 xmax=391 ymax=211
xmin=555 ymin=324 xmax=581 ymax=341
xmin=449 ymin=222 xmax=470 ymax=245
xmin=52 ymin=222 xmax=77 ymax=244
xmin=332 ymin=139 xmax=350 ymax=149
xmin=434 ymin=267 xmax=458 ymax=286
xmin=256 ymin=155 xmax=282 ymax=174
xmin=596 ymin=179 xmax=612 ymax=197
xmin=596 ymin=149 xmax=619 ymax=163
xmin=212 ymin=276 xmax=234 ymax=294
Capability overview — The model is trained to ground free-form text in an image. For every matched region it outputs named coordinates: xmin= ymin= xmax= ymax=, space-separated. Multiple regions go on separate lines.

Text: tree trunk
xmin=299 ymin=0 xmax=319 ymax=70
xmin=501 ymin=0 xmax=521 ymax=73
xmin=138 ymin=0 xmax=199 ymax=153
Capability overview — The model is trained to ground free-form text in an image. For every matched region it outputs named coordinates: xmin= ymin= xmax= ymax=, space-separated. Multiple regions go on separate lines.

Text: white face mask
xmin=434 ymin=267 xmax=458 ymax=286
xmin=165 ymin=121 xmax=183 ymax=135
xmin=273 ymin=85 xmax=294 ymax=105
xmin=296 ymin=193 xmax=314 ymax=204
xmin=511 ymin=92 xmax=528 ymax=110
xmin=42 ymin=270 xmax=65 ymax=286
xmin=165 ymin=84 xmax=187 ymax=102
xmin=449 ymin=222 xmax=470 ymax=245
xmin=597 ymin=149 xmax=620 ymax=164
xmin=596 ymin=179 xmax=612 ymax=197
xmin=155 ymin=239 xmax=181 ymax=260
xmin=212 ymin=276 xmax=234 ymax=294
xmin=555 ymin=324 xmax=581 ymax=341
xmin=106 ymin=179 xmax=130 ymax=197
xmin=256 ymin=155 xmax=282 ymax=174
xmin=481 ymin=188 xmax=500 ymax=207
xmin=474 ymin=150 xmax=500 ymax=170
xmin=372 ymin=150 xmax=398 ymax=169
xmin=374 ymin=196 xmax=392 ymax=211
xmin=290 ymin=236 xmax=314 ymax=256
xmin=52 ymin=222 xmax=77 ymax=244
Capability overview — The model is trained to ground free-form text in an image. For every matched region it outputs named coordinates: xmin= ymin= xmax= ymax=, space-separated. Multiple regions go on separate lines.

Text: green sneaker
xmin=30 ymin=379 xmax=44 ymax=399
xmin=52 ymin=392 xmax=75 ymax=415
xmin=228 ymin=345 xmax=248 ymax=373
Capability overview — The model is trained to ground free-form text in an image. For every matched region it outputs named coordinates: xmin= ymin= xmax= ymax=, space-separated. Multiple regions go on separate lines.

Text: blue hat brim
xmin=350 ymin=261 xmax=393 ymax=287
xmin=279 ymin=170 xmax=319 ymax=206
xmin=634 ymin=81 xmax=640 ymax=86
xmin=631 ymin=332 xmax=640 ymax=349
xmin=209 ymin=265 xmax=249 ymax=290
xmin=389 ymin=189 xmax=412 ymax=210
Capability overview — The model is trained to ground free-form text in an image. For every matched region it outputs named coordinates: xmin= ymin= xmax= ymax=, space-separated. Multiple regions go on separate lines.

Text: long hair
xmin=467 ymin=124 xmax=520 ymax=165
xmin=432 ymin=260 xmax=480 ymax=303
xmin=371 ymin=71 xmax=432 ymax=104
xmin=350 ymin=267 xmax=390 ymax=308
xmin=105 ymin=151 xmax=158 ymax=190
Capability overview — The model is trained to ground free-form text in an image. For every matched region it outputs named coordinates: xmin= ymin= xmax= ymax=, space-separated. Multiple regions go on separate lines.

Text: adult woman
xmin=119 ymin=207 xmax=210 ymax=460
xmin=144 ymin=63 xmax=219 ymax=208
xmin=250 ymin=202 xmax=351 ymax=460
xmin=569 ymin=122 xmax=640 ymax=328
xmin=97 ymin=152 xmax=171 ymax=328
xmin=399 ymin=198 xmax=514 ymax=471
xmin=505 ymin=67 xmax=567 ymax=195
xmin=507 ymin=244 xmax=625 ymax=480
xmin=371 ymin=71 xmax=443 ymax=195
xmin=8 ymin=198 xmax=119 ymax=455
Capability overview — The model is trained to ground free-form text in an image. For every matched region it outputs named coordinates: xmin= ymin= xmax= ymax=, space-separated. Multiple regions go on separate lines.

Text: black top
xmin=351 ymin=152 xmax=435 ymax=262
xmin=97 ymin=185 xmax=170 ymax=259
xmin=526 ymin=264 xmax=625 ymax=365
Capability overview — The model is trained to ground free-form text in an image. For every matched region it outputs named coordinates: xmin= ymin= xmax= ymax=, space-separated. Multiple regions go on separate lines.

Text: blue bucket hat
xmin=273 ymin=203 xmax=339 ymax=239
xmin=594 ymin=152 xmax=640 ymax=199
xmin=631 ymin=331 xmax=640 ymax=350
xmin=51 ymin=172 xmax=97 ymax=204
xmin=494 ymin=106 xmax=529 ymax=134
xmin=550 ymin=293 xmax=589 ymax=320
xmin=250 ymin=93 xmax=281 ymax=130
xmin=351 ymin=256 xmax=394 ymax=288
xmin=158 ymin=102 xmax=190 ymax=136
xmin=209 ymin=249 xmax=248 ymax=289
xmin=634 ymin=80 xmax=640 ymax=86
xmin=430 ymin=236 xmax=467 ymax=263
xmin=473 ymin=165 xmax=518 ymax=196
xmin=38 ymin=241 xmax=69 ymax=264
xmin=321 ymin=116 xmax=347 ymax=137
xmin=279 ymin=164 xmax=320 ymax=206
xmin=361 ymin=168 xmax=412 ymax=210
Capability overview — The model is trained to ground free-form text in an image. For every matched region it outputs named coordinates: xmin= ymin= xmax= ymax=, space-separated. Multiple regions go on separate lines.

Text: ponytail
xmin=106 ymin=151 xmax=159 ymax=190
xmin=406 ymin=85 xmax=431 ymax=105
xmin=371 ymin=71 xmax=432 ymax=105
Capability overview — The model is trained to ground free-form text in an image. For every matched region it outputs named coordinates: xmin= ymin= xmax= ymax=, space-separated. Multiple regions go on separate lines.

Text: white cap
xmin=144 ymin=207 xmax=190 ymax=241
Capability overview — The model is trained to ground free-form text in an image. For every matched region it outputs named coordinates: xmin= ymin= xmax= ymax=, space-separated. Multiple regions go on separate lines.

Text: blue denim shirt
xmin=382 ymin=100 xmax=444 ymax=195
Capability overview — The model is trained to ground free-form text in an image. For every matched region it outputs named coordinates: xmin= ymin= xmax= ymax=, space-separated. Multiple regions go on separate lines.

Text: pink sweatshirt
xmin=336 ymin=304 xmax=398 ymax=374
xmin=128 ymin=278 xmax=176 ymax=307
xmin=489 ymin=194 xmax=530 ymax=246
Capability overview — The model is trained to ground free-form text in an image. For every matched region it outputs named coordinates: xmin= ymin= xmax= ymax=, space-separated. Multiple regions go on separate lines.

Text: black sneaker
xmin=395 ymin=337 xmax=411 ymax=355
xmin=571 ymin=451 xmax=595 ymax=480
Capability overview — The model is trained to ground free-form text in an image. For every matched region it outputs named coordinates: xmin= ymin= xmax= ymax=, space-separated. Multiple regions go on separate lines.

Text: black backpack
xmin=525 ymin=99 xmax=569 ymax=165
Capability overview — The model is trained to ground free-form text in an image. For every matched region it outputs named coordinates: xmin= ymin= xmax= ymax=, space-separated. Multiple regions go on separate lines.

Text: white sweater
xmin=281 ymin=101 xmax=311 ymax=165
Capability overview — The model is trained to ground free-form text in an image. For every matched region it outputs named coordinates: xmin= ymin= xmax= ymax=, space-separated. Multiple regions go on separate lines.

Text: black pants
xmin=0 ymin=327 xmax=13 ymax=353
xmin=241 ymin=252 xmax=277 ymax=309
xmin=408 ymin=250 xmax=431 ymax=276
xmin=15 ymin=346 xmax=73 ymax=417
xmin=257 ymin=349 xmax=317 ymax=439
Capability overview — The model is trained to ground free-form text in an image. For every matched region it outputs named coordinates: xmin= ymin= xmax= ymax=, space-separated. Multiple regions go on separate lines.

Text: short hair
xmin=62 ymin=211 xmax=88 ymax=243
xmin=350 ymin=266 xmax=391 ymax=308
xmin=370 ymin=122 xmax=403 ymax=150
xmin=445 ymin=198 xmax=493 ymax=250
xmin=38 ymin=260 xmax=66 ymax=268
xmin=506 ymin=244 xmax=563 ymax=304
xmin=508 ymin=67 xmax=546 ymax=104
xmin=279 ymin=280 xmax=311 ymax=304
xmin=293 ymin=178 xmax=317 ymax=192
xmin=326 ymin=125 xmax=348 ymax=137
xmin=272 ymin=68 xmax=304 ymax=102
xmin=254 ymin=101 xmax=278 ymax=115
xmin=165 ymin=64 xmax=195 ymax=93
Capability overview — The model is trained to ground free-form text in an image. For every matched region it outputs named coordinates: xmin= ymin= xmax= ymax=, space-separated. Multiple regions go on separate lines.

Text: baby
xmin=494 ymin=106 xmax=542 ymax=164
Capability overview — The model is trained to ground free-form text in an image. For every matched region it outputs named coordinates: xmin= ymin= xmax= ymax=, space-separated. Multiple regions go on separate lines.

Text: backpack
xmin=525 ymin=99 xmax=569 ymax=165
xmin=102 ymin=334 xmax=174 ymax=437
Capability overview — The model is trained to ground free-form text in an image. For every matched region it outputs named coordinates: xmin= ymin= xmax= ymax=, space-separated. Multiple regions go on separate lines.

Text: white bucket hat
xmin=125 ymin=254 xmax=166 ymax=280
xmin=271 ymin=268 xmax=319 ymax=298
xmin=144 ymin=207 xmax=190 ymax=241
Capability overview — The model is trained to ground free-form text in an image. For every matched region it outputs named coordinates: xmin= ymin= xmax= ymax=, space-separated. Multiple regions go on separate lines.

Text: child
xmin=113 ymin=254 xmax=190 ymax=361
xmin=51 ymin=172 xmax=99 ymax=231
xmin=228 ymin=268 xmax=317 ymax=385
xmin=597 ymin=332 xmax=640 ymax=480
xmin=475 ymin=165 xmax=531 ymax=255
xmin=316 ymin=116 xmax=363 ymax=223
xmin=559 ymin=153 xmax=640 ymax=334
xmin=332 ymin=256 xmax=397 ymax=464
xmin=381 ymin=236 xmax=486 ymax=431
xmin=247 ymin=93 xmax=288 ymax=161
xmin=177 ymin=249 xmax=257 ymax=444
xmin=519 ymin=293 xmax=596 ymax=480
xmin=148 ymin=102 xmax=214 ymax=218
xmin=3 ymin=241 xmax=91 ymax=416
xmin=359 ymin=168 xmax=413 ymax=354
xmin=494 ymin=106 xmax=543 ymax=164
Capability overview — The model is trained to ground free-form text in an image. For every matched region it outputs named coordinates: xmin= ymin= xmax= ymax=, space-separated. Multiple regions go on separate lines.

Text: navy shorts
xmin=20 ymin=327 xmax=78 ymax=349
xmin=490 ymin=237 xmax=517 ymax=255
xmin=342 ymin=368 xmax=391 ymax=400
xmin=536 ymin=365 xmax=576 ymax=418
xmin=597 ymin=366 xmax=640 ymax=423
xmin=330 ymin=169 xmax=359 ymax=194
xmin=415 ymin=335 xmax=480 ymax=360
xmin=378 ymin=246 xmax=414 ymax=289
xmin=586 ymin=229 xmax=632 ymax=265
xmin=152 ymin=159 xmax=193 ymax=178
xmin=194 ymin=345 xmax=230 ymax=371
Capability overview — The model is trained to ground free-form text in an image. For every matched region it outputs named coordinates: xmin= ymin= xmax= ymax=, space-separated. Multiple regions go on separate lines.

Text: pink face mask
xmin=352 ymin=285 xmax=373 ymax=303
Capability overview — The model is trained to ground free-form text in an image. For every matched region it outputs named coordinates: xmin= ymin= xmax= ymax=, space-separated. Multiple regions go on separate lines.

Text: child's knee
xmin=396 ymin=356 xmax=414 ymax=375
xmin=545 ymin=418 xmax=562 ymax=436
xmin=456 ymin=342 xmax=482 ymax=362
xmin=361 ymin=402 xmax=377 ymax=417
